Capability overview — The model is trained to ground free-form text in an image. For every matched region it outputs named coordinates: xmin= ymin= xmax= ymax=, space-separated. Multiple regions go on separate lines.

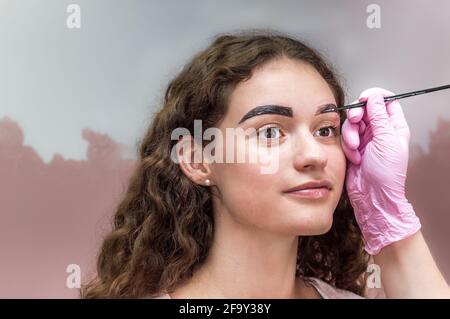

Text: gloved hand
xmin=341 ymin=88 xmax=421 ymax=255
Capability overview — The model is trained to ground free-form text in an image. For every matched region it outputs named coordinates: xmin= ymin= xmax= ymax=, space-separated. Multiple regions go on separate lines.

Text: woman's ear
xmin=175 ymin=135 xmax=214 ymax=186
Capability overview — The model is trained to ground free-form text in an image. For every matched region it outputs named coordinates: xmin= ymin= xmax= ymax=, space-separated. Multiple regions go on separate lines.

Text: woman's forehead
xmin=227 ymin=61 xmax=336 ymax=117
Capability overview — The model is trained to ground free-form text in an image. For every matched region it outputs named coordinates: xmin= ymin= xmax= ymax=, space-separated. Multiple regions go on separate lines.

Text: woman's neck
xmin=170 ymin=209 xmax=319 ymax=298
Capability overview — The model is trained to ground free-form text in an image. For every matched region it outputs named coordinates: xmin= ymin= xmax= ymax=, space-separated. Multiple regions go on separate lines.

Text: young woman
xmin=81 ymin=30 xmax=450 ymax=299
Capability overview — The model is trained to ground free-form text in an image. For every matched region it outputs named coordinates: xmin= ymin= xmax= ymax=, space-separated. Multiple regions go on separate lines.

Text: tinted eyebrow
xmin=238 ymin=103 xmax=338 ymax=124
xmin=238 ymin=105 xmax=292 ymax=124
xmin=315 ymin=103 xmax=339 ymax=115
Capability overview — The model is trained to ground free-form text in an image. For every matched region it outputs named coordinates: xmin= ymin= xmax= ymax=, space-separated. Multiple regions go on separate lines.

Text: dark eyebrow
xmin=238 ymin=103 xmax=338 ymax=124
xmin=315 ymin=103 xmax=338 ymax=115
xmin=238 ymin=105 xmax=292 ymax=124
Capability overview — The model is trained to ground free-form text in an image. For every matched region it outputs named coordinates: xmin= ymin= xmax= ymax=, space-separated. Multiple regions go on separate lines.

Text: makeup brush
xmin=320 ymin=84 xmax=450 ymax=114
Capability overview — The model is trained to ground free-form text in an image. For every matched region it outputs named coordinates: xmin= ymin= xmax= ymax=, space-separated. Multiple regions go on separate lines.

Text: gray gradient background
xmin=0 ymin=0 xmax=449 ymax=297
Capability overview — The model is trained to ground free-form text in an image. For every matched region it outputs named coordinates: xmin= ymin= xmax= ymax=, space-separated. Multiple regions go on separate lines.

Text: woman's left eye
xmin=314 ymin=125 xmax=340 ymax=138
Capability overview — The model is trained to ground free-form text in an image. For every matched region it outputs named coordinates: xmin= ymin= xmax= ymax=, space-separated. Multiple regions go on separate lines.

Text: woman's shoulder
xmin=147 ymin=277 xmax=366 ymax=299
xmin=303 ymin=276 xmax=364 ymax=299
xmin=151 ymin=293 xmax=171 ymax=299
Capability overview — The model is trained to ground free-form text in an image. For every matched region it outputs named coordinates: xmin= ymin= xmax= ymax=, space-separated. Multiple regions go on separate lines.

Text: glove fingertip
xmin=346 ymin=100 xmax=364 ymax=123
xmin=342 ymin=121 xmax=360 ymax=149
xmin=341 ymin=138 xmax=361 ymax=165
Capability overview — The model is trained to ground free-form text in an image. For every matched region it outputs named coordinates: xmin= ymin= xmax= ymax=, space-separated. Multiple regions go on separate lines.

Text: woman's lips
xmin=284 ymin=187 xmax=330 ymax=199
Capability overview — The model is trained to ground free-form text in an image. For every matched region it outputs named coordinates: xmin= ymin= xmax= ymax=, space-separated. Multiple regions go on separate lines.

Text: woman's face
xmin=209 ymin=57 xmax=346 ymax=236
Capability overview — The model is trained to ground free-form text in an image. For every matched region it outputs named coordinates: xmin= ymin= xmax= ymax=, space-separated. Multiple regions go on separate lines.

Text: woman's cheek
xmin=335 ymin=147 xmax=347 ymax=185
xmin=211 ymin=164 xmax=267 ymax=226
xmin=236 ymin=135 xmax=283 ymax=175
xmin=231 ymin=141 xmax=286 ymax=226
xmin=327 ymin=147 xmax=347 ymax=205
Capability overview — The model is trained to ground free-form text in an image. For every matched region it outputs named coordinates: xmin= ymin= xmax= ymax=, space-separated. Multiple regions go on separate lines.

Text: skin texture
xmin=175 ymin=57 xmax=346 ymax=298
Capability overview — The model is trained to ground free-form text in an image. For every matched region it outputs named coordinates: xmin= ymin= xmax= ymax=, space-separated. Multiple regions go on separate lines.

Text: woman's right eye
xmin=257 ymin=126 xmax=282 ymax=140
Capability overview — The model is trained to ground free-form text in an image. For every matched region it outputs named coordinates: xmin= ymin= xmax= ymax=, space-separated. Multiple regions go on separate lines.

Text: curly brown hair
xmin=81 ymin=29 xmax=370 ymax=298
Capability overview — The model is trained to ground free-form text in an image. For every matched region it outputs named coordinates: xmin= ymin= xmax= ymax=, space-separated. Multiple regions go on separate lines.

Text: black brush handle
xmin=323 ymin=84 xmax=450 ymax=113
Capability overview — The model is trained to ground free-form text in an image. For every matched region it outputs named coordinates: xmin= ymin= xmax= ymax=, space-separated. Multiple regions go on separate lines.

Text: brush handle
xmin=334 ymin=84 xmax=450 ymax=112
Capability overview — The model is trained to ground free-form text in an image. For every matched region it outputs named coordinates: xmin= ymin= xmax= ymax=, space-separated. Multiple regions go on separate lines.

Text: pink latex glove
xmin=341 ymin=88 xmax=421 ymax=255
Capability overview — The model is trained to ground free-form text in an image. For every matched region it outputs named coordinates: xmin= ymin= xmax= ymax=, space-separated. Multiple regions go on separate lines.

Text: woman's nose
xmin=292 ymin=132 xmax=328 ymax=171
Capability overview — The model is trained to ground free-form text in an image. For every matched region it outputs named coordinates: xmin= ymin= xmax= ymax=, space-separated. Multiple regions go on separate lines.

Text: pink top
xmin=152 ymin=277 xmax=364 ymax=299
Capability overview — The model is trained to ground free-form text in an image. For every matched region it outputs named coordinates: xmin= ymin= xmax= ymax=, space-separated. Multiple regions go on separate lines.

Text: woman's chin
xmin=288 ymin=212 xmax=334 ymax=236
